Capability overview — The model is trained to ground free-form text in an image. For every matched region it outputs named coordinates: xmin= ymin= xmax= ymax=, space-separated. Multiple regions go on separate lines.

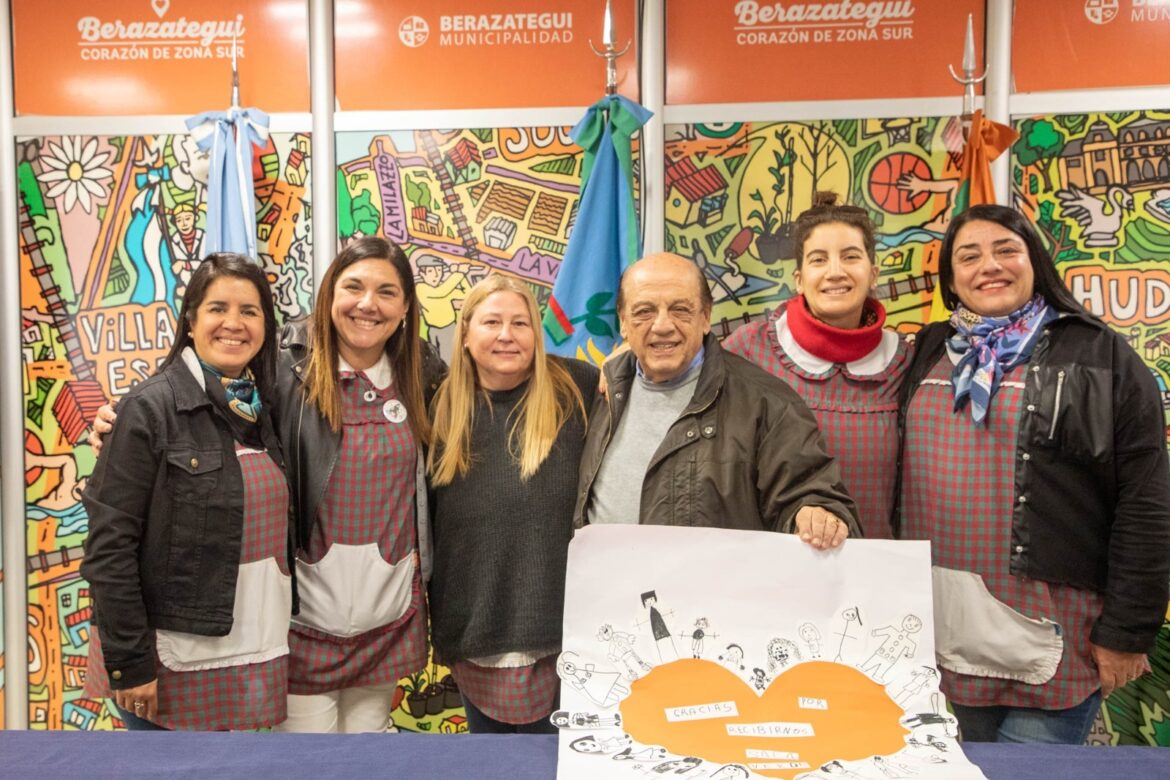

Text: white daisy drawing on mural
xmin=37 ymin=136 xmax=114 ymax=214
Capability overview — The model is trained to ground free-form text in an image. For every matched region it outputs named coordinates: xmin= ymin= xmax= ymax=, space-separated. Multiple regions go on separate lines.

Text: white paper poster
xmin=554 ymin=525 xmax=987 ymax=780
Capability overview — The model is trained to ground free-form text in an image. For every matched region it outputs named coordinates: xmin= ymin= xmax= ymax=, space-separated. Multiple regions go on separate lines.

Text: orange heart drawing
xmin=620 ymin=659 xmax=907 ymax=779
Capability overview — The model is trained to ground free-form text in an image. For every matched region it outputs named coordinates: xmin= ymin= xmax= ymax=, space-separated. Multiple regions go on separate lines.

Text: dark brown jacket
xmin=573 ymin=333 xmax=860 ymax=534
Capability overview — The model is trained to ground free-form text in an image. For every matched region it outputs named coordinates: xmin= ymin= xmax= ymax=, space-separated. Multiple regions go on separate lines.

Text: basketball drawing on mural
xmin=869 ymin=152 xmax=933 ymax=214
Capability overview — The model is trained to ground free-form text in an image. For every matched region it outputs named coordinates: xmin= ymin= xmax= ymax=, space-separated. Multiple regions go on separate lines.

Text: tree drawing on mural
xmin=663 ymin=117 xmax=965 ymax=339
xmin=17 ymin=132 xmax=311 ymax=730
xmin=1013 ymin=109 xmax=1170 ymax=747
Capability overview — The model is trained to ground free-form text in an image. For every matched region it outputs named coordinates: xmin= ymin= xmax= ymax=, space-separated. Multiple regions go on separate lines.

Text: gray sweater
xmin=427 ymin=357 xmax=598 ymax=662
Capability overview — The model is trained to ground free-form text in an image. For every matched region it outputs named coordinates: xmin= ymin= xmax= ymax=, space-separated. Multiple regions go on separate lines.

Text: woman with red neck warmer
xmin=725 ymin=192 xmax=911 ymax=538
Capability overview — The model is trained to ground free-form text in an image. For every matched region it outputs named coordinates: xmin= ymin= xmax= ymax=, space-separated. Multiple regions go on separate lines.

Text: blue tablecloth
xmin=0 ymin=731 xmax=1166 ymax=779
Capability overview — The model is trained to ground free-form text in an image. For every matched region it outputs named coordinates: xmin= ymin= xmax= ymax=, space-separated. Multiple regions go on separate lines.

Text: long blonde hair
xmin=428 ymin=275 xmax=585 ymax=485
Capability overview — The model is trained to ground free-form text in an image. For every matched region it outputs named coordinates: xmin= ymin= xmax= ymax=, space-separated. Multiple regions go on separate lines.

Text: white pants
xmin=276 ymin=684 xmax=398 ymax=733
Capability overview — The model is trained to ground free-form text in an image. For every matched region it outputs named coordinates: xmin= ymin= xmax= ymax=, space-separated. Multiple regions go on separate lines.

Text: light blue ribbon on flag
xmin=543 ymin=95 xmax=652 ymax=362
xmin=185 ymin=107 xmax=269 ymax=258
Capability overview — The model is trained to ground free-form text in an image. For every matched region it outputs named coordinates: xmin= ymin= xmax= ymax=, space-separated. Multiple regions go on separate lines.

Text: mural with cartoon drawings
xmin=555 ymin=526 xmax=985 ymax=780
xmin=1012 ymin=109 xmax=1170 ymax=747
xmin=16 ymin=131 xmax=312 ymax=730
xmin=663 ymin=118 xmax=969 ymax=342
xmin=335 ymin=127 xmax=612 ymax=364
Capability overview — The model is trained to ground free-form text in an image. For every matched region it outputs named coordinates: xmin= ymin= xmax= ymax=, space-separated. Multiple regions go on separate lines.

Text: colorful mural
xmin=335 ymin=126 xmax=596 ymax=732
xmin=1013 ymin=109 xmax=1170 ymax=747
xmin=663 ymin=118 xmax=962 ymax=340
xmin=336 ymin=128 xmax=596 ymax=364
xmin=18 ymin=131 xmax=312 ymax=729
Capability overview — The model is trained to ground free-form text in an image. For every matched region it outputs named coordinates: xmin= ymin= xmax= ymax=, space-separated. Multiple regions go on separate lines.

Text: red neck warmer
xmin=785 ymin=295 xmax=886 ymax=365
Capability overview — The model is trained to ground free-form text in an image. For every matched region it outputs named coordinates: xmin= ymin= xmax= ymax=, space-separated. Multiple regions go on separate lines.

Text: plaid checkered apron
xmin=448 ymin=655 xmax=560 ymax=725
xmin=288 ymin=371 xmax=427 ymax=694
xmin=724 ymin=311 xmax=909 ymax=538
xmin=900 ymin=356 xmax=1103 ymax=710
xmin=85 ymin=446 xmax=291 ymax=730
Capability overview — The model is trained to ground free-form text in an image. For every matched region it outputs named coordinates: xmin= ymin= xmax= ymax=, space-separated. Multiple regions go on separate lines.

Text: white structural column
xmin=985 ymin=0 xmax=1013 ymax=205
xmin=640 ymin=0 xmax=666 ymax=255
xmin=1 ymin=0 xmax=29 ymax=730
xmin=309 ymin=0 xmax=336 ymax=287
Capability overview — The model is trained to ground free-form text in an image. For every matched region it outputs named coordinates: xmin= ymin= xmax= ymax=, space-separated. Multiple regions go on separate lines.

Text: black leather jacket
xmin=274 ymin=321 xmax=447 ymax=600
xmin=899 ymin=312 xmax=1170 ymax=653
xmin=81 ymin=356 xmax=287 ymax=689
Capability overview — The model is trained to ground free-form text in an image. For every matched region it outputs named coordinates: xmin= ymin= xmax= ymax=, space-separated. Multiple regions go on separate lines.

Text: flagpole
xmin=641 ymin=0 xmax=666 ymax=255
xmin=985 ymin=0 xmax=1013 ymax=205
xmin=948 ymin=14 xmax=986 ymax=134
xmin=0 ymin=0 xmax=30 ymax=731
xmin=309 ymin=0 xmax=336 ymax=286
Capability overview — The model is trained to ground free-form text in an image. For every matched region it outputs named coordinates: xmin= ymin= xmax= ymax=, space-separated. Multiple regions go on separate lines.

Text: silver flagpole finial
xmin=590 ymin=0 xmax=631 ymax=96
xmin=948 ymin=13 xmax=987 ymax=119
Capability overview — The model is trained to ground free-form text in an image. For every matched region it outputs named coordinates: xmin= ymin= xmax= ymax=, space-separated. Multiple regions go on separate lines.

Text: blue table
xmin=0 ymin=731 xmax=1166 ymax=778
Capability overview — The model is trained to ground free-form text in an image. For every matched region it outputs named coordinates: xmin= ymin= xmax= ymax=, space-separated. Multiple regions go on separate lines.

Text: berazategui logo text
xmin=733 ymin=0 xmax=916 ymax=44
xmin=76 ymin=8 xmax=245 ymax=61
xmin=438 ymin=12 xmax=573 ymax=45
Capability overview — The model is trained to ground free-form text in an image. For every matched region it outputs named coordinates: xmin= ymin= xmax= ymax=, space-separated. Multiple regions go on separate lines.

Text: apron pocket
xmin=157 ymin=558 xmax=291 ymax=671
xmin=933 ymin=566 xmax=1063 ymax=685
xmin=292 ymin=542 xmax=416 ymax=637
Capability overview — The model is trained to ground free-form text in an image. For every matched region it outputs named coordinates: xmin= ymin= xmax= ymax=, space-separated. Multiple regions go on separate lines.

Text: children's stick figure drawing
xmin=765 ymin=637 xmax=802 ymax=676
xmin=638 ymin=590 xmax=678 ymax=663
xmin=613 ymin=746 xmax=670 ymax=762
xmin=568 ymin=734 xmax=632 ymax=754
xmin=799 ymin=622 xmax=823 ymax=659
xmin=550 ymin=710 xmax=623 ymax=730
xmin=894 ymin=666 xmax=939 ymax=706
xmin=873 ymin=755 xmax=919 ymax=777
xmin=718 ymin=643 xmax=746 ymax=672
xmin=683 ymin=617 xmax=716 ymax=659
xmin=557 ymin=651 xmax=630 ymax=707
xmin=651 ymin=756 xmax=703 ymax=774
xmin=597 ymin=624 xmax=653 ymax=679
xmin=860 ymin=614 xmax=922 ymax=682
xmin=833 ymin=606 xmax=863 ymax=662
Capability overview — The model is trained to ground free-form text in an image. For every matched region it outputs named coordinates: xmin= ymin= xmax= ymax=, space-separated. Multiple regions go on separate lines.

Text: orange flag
xmin=928 ymin=109 xmax=1020 ymax=322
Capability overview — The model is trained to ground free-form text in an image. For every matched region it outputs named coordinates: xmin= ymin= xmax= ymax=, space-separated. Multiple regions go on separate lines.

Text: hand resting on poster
xmin=794 ymin=505 xmax=849 ymax=550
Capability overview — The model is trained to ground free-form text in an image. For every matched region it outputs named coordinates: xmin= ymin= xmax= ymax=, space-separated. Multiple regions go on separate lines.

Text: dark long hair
xmin=939 ymin=204 xmax=1085 ymax=315
xmin=160 ymin=252 xmax=278 ymax=397
xmin=302 ymin=236 xmax=431 ymax=442
xmin=792 ymin=191 xmax=877 ymax=269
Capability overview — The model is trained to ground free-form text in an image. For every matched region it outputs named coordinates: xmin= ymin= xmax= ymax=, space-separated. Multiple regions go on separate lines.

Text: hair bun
xmin=812 ymin=191 xmax=839 ymax=207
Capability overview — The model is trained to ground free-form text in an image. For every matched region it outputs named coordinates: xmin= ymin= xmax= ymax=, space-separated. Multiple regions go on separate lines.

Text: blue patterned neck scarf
xmin=199 ymin=358 xmax=262 ymax=423
xmin=946 ymin=295 xmax=1056 ymax=425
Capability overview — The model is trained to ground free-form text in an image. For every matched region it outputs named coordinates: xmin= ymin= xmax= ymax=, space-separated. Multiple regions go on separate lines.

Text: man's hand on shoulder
xmin=90 ymin=398 xmax=119 ymax=454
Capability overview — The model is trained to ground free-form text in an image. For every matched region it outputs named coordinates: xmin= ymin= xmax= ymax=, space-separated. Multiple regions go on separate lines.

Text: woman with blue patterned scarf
xmin=82 ymin=254 xmax=292 ymax=731
xmin=897 ymin=204 xmax=1170 ymax=744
